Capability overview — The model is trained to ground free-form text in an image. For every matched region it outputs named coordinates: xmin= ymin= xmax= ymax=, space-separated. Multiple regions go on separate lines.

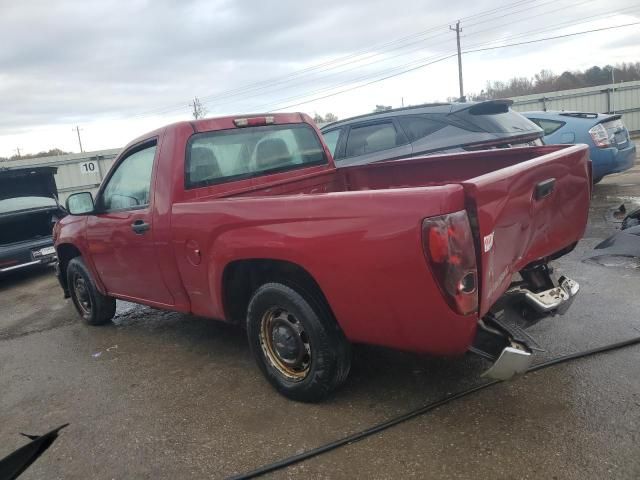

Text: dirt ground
xmin=1 ymin=159 xmax=640 ymax=479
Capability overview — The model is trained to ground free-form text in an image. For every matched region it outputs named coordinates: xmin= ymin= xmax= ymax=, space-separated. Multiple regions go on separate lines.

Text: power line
xmin=462 ymin=3 xmax=640 ymax=51
xmin=126 ymin=0 xmax=559 ymax=119
xmin=258 ymin=21 xmax=640 ymax=112
xmin=197 ymin=0 xmax=598 ymax=112
xmin=121 ymin=3 xmax=640 ymax=121
xmin=463 ymin=21 xmax=640 ymax=55
xmin=194 ymin=0 xmax=592 ymax=113
xmin=263 ymin=54 xmax=458 ymax=112
xmin=190 ymin=1 xmax=548 ymax=105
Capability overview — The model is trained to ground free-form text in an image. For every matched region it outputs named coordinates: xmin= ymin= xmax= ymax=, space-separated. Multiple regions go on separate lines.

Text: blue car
xmin=522 ymin=111 xmax=636 ymax=183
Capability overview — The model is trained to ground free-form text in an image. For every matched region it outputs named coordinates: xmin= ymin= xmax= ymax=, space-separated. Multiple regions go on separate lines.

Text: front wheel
xmin=246 ymin=283 xmax=351 ymax=402
xmin=67 ymin=257 xmax=116 ymax=325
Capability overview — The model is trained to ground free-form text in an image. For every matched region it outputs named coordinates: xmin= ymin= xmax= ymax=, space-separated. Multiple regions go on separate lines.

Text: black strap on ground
xmin=228 ymin=335 xmax=640 ymax=480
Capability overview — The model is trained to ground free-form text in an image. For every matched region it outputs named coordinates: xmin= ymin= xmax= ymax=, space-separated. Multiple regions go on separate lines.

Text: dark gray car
xmin=0 ymin=167 xmax=65 ymax=275
xmin=320 ymin=100 xmax=543 ymax=166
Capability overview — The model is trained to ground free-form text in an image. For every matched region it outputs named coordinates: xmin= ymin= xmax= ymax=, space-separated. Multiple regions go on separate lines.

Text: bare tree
xmin=324 ymin=113 xmax=338 ymax=122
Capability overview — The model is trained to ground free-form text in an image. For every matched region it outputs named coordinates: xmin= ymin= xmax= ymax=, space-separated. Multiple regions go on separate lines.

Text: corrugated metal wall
xmin=1 ymin=149 xmax=120 ymax=203
xmin=510 ymin=80 xmax=640 ymax=133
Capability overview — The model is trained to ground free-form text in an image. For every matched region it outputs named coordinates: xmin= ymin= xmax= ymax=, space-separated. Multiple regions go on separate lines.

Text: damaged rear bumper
xmin=471 ymin=275 xmax=580 ymax=381
xmin=504 ymin=276 xmax=579 ymax=316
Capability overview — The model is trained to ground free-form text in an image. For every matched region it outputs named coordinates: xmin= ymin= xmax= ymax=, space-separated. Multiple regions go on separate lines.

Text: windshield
xmin=0 ymin=196 xmax=57 ymax=214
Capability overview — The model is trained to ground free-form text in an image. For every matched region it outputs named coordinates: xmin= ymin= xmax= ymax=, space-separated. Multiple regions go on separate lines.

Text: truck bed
xmin=224 ymin=144 xmax=591 ymax=316
xmin=227 ymin=145 xmax=582 ymax=196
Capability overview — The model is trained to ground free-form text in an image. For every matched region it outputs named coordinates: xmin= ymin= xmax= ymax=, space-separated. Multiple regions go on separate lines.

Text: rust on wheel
xmin=72 ymin=273 xmax=92 ymax=316
xmin=259 ymin=307 xmax=311 ymax=381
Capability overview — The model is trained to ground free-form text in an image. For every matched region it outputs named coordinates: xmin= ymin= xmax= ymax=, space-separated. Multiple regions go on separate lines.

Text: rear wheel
xmin=67 ymin=257 xmax=116 ymax=325
xmin=246 ymin=282 xmax=351 ymax=402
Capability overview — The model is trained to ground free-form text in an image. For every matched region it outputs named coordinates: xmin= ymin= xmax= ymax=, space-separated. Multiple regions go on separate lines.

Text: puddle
xmin=584 ymin=255 xmax=640 ymax=269
xmin=604 ymin=195 xmax=640 ymax=203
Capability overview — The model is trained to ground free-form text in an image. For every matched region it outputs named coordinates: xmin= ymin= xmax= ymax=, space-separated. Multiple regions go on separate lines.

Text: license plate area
xmin=32 ymin=246 xmax=56 ymax=259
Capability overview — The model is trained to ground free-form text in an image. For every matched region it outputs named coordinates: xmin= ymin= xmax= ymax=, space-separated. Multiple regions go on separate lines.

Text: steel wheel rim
xmin=72 ymin=273 xmax=92 ymax=315
xmin=259 ymin=307 xmax=311 ymax=381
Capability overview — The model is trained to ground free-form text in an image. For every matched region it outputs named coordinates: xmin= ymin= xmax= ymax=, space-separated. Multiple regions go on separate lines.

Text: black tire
xmin=246 ymin=282 xmax=351 ymax=402
xmin=66 ymin=257 xmax=116 ymax=326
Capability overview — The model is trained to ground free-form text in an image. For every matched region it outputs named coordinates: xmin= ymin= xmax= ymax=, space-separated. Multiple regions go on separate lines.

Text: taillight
xmin=234 ymin=116 xmax=275 ymax=127
xmin=422 ymin=211 xmax=478 ymax=315
xmin=588 ymin=123 xmax=610 ymax=148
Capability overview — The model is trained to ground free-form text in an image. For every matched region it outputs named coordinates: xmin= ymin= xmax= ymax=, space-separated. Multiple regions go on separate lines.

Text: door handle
xmin=131 ymin=220 xmax=150 ymax=234
xmin=534 ymin=178 xmax=555 ymax=200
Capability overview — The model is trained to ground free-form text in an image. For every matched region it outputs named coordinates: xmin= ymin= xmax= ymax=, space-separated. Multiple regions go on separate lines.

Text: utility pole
xmin=611 ymin=67 xmax=615 ymax=114
xmin=190 ymin=97 xmax=207 ymax=119
xmin=450 ymin=20 xmax=464 ymax=102
xmin=73 ymin=126 xmax=84 ymax=153
xmin=15 ymin=147 xmax=21 ymax=158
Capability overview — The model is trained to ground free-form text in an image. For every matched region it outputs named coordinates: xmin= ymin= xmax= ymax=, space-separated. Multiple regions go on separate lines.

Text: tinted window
xmin=102 ymin=143 xmax=156 ymax=210
xmin=529 ymin=118 xmax=565 ymax=135
xmin=186 ymin=124 xmax=327 ymax=188
xmin=345 ymin=122 xmax=400 ymax=157
xmin=450 ymin=108 xmax=540 ymax=134
xmin=322 ymin=129 xmax=341 ymax=156
xmin=398 ymin=116 xmax=446 ymax=142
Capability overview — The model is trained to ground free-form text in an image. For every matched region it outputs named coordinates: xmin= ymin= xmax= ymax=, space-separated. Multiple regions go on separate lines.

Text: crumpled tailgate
xmin=462 ymin=144 xmax=591 ymax=316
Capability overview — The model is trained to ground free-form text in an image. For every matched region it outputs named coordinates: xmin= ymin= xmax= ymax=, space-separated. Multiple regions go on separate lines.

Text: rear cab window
xmin=185 ymin=124 xmax=328 ymax=188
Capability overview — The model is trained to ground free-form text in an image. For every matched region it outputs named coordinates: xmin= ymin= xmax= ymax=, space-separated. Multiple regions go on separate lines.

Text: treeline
xmin=0 ymin=148 xmax=71 ymax=162
xmin=312 ymin=112 xmax=339 ymax=123
xmin=469 ymin=62 xmax=640 ymax=100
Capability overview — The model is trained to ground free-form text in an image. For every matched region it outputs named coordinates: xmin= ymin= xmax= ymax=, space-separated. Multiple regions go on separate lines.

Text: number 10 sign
xmin=80 ymin=161 xmax=98 ymax=175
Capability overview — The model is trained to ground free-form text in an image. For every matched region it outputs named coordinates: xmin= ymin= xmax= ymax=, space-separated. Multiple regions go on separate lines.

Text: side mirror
xmin=66 ymin=192 xmax=95 ymax=215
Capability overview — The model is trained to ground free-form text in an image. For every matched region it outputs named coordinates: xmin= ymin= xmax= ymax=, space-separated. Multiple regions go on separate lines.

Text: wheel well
xmin=56 ymin=243 xmax=82 ymax=294
xmin=222 ymin=259 xmax=332 ymax=324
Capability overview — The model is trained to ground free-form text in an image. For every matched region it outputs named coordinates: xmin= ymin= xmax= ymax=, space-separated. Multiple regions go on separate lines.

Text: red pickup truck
xmin=54 ymin=113 xmax=590 ymax=401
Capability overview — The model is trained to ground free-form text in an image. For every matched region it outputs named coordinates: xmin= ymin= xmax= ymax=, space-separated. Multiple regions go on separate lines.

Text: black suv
xmin=320 ymin=100 xmax=543 ymax=166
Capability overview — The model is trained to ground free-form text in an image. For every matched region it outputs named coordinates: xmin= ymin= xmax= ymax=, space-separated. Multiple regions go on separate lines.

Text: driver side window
xmin=102 ymin=142 xmax=156 ymax=211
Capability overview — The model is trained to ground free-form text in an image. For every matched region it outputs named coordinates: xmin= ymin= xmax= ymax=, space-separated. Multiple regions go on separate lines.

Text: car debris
xmin=0 ymin=424 xmax=68 ymax=480
xmin=584 ymin=224 xmax=640 ymax=269
xmin=621 ymin=206 xmax=640 ymax=230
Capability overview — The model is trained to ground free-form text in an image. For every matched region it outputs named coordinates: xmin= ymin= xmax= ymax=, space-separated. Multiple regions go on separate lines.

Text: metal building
xmin=1 ymin=148 xmax=120 ymax=203
xmin=510 ymin=80 xmax=640 ymax=133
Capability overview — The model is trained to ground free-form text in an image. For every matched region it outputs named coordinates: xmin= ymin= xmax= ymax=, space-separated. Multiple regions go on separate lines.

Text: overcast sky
xmin=1 ymin=0 xmax=638 ymax=157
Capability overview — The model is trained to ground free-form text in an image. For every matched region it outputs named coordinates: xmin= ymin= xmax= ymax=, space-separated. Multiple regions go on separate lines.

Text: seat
xmin=255 ymin=138 xmax=292 ymax=171
xmin=190 ymin=146 xmax=222 ymax=183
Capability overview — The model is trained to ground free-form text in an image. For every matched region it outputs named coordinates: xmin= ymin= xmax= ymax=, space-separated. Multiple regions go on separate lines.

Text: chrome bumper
xmin=477 ymin=276 xmax=580 ymax=381
xmin=0 ymin=257 xmax=56 ymax=273
xmin=506 ymin=276 xmax=580 ymax=315
xmin=482 ymin=344 xmax=532 ymax=380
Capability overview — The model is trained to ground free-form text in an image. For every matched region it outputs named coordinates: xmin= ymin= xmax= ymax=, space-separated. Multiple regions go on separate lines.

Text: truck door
xmin=86 ymin=140 xmax=174 ymax=306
